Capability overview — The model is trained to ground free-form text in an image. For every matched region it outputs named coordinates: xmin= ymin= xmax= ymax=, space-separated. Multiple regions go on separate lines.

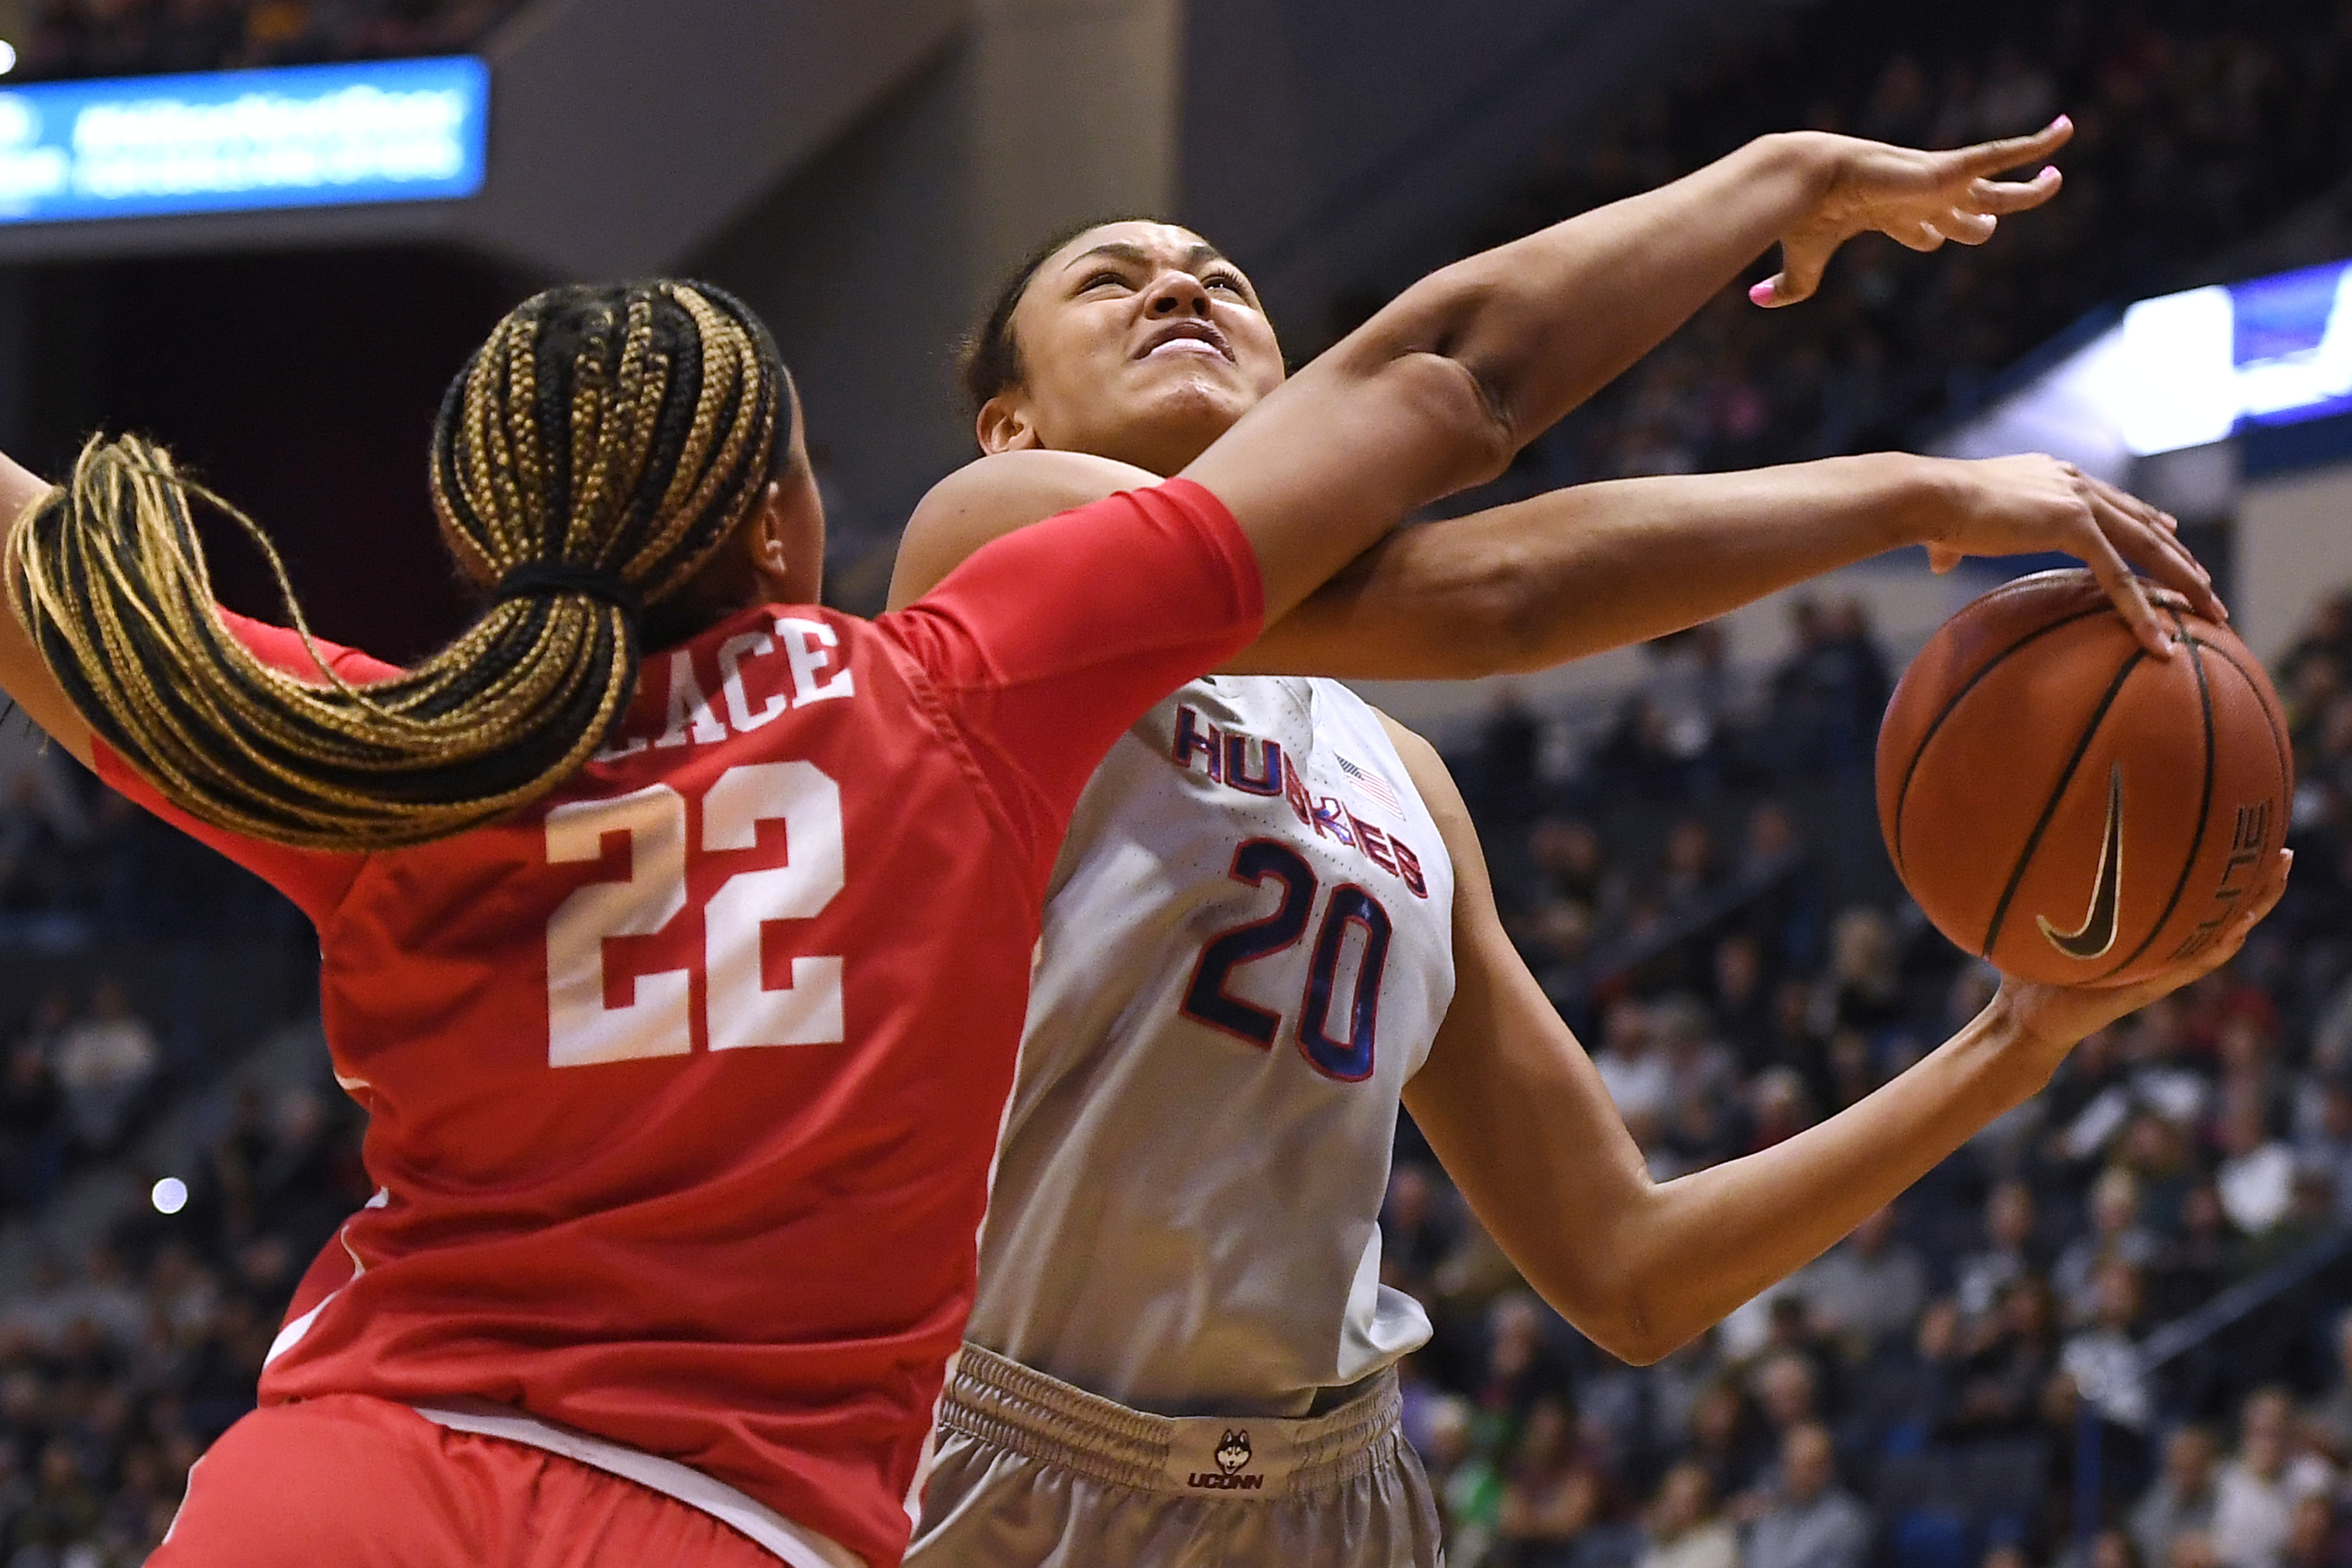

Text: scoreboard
xmin=0 ymin=55 xmax=488 ymax=225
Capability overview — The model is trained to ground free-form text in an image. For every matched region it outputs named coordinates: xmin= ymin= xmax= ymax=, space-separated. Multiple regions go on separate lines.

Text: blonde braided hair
xmin=5 ymin=280 xmax=785 ymax=851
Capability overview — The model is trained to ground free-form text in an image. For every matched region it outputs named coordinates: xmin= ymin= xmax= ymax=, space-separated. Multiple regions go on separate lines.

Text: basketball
xmin=1878 ymin=569 xmax=2293 ymax=988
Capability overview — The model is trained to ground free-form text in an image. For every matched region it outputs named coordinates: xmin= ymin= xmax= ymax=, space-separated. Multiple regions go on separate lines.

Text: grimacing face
xmin=983 ymin=221 xmax=1287 ymax=476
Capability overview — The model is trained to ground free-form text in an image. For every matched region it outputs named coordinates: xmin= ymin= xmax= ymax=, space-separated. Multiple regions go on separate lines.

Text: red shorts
xmin=154 ymin=1395 xmax=788 ymax=1568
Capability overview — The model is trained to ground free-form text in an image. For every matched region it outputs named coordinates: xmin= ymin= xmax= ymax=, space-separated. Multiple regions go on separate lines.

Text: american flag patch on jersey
xmin=1338 ymin=755 xmax=1402 ymax=815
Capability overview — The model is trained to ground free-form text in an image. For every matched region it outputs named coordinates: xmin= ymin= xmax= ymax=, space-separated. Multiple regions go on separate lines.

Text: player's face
xmin=987 ymin=221 xmax=1285 ymax=476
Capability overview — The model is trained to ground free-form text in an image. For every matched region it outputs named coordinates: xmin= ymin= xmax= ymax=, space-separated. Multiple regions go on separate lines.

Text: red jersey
xmin=95 ymin=481 xmax=1261 ymax=1567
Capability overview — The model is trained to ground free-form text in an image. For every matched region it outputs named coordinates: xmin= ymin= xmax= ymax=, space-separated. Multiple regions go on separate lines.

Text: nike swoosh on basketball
xmin=2037 ymin=762 xmax=2124 ymax=961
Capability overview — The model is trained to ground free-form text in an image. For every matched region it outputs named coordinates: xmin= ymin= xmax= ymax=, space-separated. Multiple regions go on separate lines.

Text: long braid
xmin=5 ymin=280 xmax=786 ymax=850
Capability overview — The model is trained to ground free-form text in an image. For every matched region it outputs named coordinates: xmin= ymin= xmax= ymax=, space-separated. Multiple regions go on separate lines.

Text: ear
xmin=975 ymin=394 xmax=1039 ymax=456
xmin=747 ymin=479 xmax=793 ymax=584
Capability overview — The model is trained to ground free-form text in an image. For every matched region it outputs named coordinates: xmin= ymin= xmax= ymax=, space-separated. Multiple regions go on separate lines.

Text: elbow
xmin=1573 ymin=1278 xmax=1674 ymax=1367
xmin=1358 ymin=274 xmax=1521 ymax=486
xmin=1598 ymin=1289 xmax=1699 ymax=1368
xmin=1409 ymin=350 xmax=1518 ymax=495
xmin=1528 ymin=1253 xmax=1686 ymax=1368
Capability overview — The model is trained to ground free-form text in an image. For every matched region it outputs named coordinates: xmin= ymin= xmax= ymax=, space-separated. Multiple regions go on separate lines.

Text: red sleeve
xmin=91 ymin=609 xmax=396 ymax=923
xmin=883 ymin=477 xmax=1263 ymax=824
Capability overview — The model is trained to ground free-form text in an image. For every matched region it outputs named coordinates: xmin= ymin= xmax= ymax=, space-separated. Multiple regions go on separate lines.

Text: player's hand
xmin=1916 ymin=452 xmax=2227 ymax=660
xmin=1750 ymin=118 xmax=2073 ymax=309
xmin=1990 ymin=848 xmax=2291 ymax=1068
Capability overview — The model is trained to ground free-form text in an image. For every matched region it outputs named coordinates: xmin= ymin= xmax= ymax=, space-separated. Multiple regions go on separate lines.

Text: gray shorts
xmin=908 ymin=1343 xmax=1443 ymax=1567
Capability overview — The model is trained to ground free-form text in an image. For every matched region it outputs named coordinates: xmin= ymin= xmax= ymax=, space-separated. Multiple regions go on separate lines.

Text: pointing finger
xmin=1955 ymin=116 xmax=2074 ymax=177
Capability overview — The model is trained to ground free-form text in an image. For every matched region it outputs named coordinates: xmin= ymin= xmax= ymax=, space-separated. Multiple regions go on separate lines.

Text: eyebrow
xmin=1060 ymin=240 xmax=1236 ymax=279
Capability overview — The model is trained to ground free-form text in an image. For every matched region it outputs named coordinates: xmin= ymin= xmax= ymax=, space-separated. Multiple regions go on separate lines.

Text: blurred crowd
xmin=1386 ymin=0 xmax=2352 ymax=495
xmin=0 ymin=733 xmax=303 ymax=954
xmin=9 ymin=0 xmax=524 ymax=80
xmin=0 ymin=1078 xmax=366 ymax=1567
xmin=0 ymin=737 xmax=326 ymax=1568
xmin=1386 ymin=587 xmax=2352 ymax=1568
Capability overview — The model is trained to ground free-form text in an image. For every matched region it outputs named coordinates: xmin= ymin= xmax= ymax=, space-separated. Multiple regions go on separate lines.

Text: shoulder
xmin=886 ymin=449 xmax=1161 ymax=610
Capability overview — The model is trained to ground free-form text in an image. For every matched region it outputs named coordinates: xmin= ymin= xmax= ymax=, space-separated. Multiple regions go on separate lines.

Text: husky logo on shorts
xmin=1188 ymin=1429 xmax=1263 ymax=1491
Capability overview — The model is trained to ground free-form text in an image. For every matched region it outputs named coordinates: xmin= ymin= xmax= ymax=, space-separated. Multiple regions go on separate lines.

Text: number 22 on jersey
xmin=543 ymin=761 xmax=846 ymax=1067
xmin=1180 ymin=838 xmax=1393 ymax=1082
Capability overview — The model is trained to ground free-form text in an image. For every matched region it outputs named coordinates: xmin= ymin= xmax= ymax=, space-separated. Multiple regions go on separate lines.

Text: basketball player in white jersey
xmin=890 ymin=121 xmax=2274 ymax=1565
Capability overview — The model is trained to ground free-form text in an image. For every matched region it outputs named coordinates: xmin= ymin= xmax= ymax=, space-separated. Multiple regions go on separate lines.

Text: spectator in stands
xmin=1595 ymin=999 xmax=1673 ymax=1129
xmin=1945 ymin=1275 xmax=2060 ymax=1440
xmin=1710 ymin=933 xmax=1777 ymax=1069
xmin=1745 ymin=1067 xmax=1814 ymax=1154
xmin=2212 ymin=1389 xmax=2336 ymax=1568
xmin=1661 ymin=818 xmax=1728 ymax=914
xmin=1495 ymin=1396 xmax=1603 ymax=1567
xmin=1527 ymin=817 xmax=1618 ymax=917
xmin=1639 ymin=624 xmax=1734 ymax=776
xmin=1748 ymin=1343 xmax=1837 ymax=1480
xmin=14 ymin=1436 xmax=101 ymax=1560
xmin=1686 ymin=1376 xmax=1770 ymax=1505
xmin=1476 ymin=1294 xmax=1573 ymax=1435
xmin=2312 ymin=1315 xmax=2352 ymax=1462
xmin=1745 ymin=1423 xmax=1870 ymax=1568
xmin=63 ymin=1241 xmax=144 ymax=1355
xmin=2281 ymin=1494 xmax=2346 ymax=1568
xmin=2216 ymin=1101 xmax=2298 ymax=1238
xmin=51 ymin=978 xmax=158 ymax=1155
xmin=1640 ymin=1461 xmax=1737 ymax=1568
xmin=1429 ymin=1395 xmax=1503 ymax=1566
xmin=1763 ymin=597 xmax=1889 ymax=780
xmin=2292 ymin=1077 xmax=2352 ymax=1223
xmin=0 ymin=1030 xmax=63 ymax=1215
xmin=2062 ymin=1258 xmax=2157 ymax=1515
xmin=1796 ymin=1204 xmax=1927 ymax=1355
xmin=2137 ymin=1426 xmax=2224 ymax=1568
xmin=2056 ymin=1168 xmax=2165 ymax=1327
xmin=1957 ymin=1181 xmax=2041 ymax=1324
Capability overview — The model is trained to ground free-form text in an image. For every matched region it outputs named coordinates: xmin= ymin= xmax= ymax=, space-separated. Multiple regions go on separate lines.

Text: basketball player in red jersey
xmin=0 ymin=123 xmax=2158 ymax=1568
xmin=889 ymin=120 xmax=2288 ymax=1562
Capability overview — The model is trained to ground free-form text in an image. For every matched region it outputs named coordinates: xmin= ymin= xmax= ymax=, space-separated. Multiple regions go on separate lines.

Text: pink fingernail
xmin=2053 ymin=114 xmax=2072 ymax=131
xmin=1748 ymin=281 xmax=1775 ymax=305
xmin=2039 ymin=166 xmax=2059 ymax=179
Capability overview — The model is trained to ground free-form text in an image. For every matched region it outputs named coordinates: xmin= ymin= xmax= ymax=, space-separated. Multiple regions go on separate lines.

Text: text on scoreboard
xmin=0 ymin=55 xmax=488 ymax=224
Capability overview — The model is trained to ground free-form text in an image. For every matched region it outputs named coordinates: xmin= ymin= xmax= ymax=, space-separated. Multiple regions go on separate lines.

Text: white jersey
xmin=964 ymin=675 xmax=1457 ymax=1419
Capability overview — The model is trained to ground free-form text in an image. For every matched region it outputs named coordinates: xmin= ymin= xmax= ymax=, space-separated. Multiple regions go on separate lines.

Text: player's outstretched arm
xmin=1231 ymin=450 xmax=2218 ymax=677
xmin=1386 ymin=717 xmax=2289 ymax=1367
xmin=0 ymin=453 xmax=91 ymax=767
